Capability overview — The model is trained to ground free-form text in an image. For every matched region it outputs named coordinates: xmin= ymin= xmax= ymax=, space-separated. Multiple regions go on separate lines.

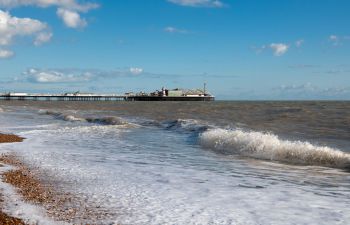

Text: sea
xmin=0 ymin=101 xmax=349 ymax=225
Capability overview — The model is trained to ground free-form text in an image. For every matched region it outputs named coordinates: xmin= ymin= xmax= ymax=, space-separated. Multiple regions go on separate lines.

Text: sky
xmin=0 ymin=0 xmax=349 ymax=100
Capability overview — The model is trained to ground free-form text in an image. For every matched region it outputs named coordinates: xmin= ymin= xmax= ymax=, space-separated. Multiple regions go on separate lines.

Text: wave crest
xmin=163 ymin=119 xmax=210 ymax=132
xmin=39 ymin=110 xmax=129 ymax=126
xmin=200 ymin=128 xmax=350 ymax=169
xmin=86 ymin=117 xmax=128 ymax=125
xmin=39 ymin=110 xmax=85 ymax=122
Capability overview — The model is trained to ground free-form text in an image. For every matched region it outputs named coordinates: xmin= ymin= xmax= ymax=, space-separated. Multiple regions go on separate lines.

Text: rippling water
xmin=0 ymin=101 xmax=350 ymax=224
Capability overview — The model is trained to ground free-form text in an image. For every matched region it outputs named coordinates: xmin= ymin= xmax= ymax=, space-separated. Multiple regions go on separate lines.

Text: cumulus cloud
xmin=57 ymin=8 xmax=87 ymax=28
xmin=0 ymin=10 xmax=49 ymax=45
xmin=0 ymin=1 xmax=98 ymax=58
xmin=0 ymin=10 xmax=51 ymax=58
xmin=0 ymin=48 xmax=14 ymax=58
xmin=270 ymin=43 xmax=289 ymax=56
xmin=253 ymin=42 xmax=290 ymax=56
xmin=0 ymin=0 xmax=98 ymax=29
xmin=129 ymin=67 xmax=144 ymax=75
xmin=167 ymin=0 xmax=224 ymax=8
xmin=0 ymin=0 xmax=98 ymax=12
xmin=164 ymin=26 xmax=189 ymax=34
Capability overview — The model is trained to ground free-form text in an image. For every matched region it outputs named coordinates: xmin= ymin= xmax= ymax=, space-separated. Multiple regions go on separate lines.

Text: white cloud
xmin=0 ymin=48 xmax=13 ymax=58
xmin=167 ymin=0 xmax=224 ymax=8
xmin=0 ymin=0 xmax=98 ymax=12
xmin=0 ymin=10 xmax=49 ymax=45
xmin=269 ymin=43 xmax=289 ymax=56
xmin=0 ymin=0 xmax=98 ymax=29
xmin=25 ymin=68 xmax=93 ymax=83
xmin=34 ymin=31 xmax=53 ymax=46
xmin=57 ymin=8 xmax=86 ymax=28
xmin=164 ymin=26 xmax=188 ymax=34
xmin=21 ymin=68 xmax=145 ymax=83
xmin=129 ymin=67 xmax=143 ymax=75
xmin=253 ymin=42 xmax=290 ymax=56
xmin=295 ymin=39 xmax=304 ymax=48
xmin=0 ymin=10 xmax=51 ymax=58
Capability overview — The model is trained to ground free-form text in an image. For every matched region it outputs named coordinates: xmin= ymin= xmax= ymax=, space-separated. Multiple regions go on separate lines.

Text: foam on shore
xmin=0 ymin=164 xmax=65 ymax=225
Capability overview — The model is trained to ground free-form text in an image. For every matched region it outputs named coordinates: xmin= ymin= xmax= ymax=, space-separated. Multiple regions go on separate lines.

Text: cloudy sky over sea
xmin=0 ymin=0 xmax=349 ymax=99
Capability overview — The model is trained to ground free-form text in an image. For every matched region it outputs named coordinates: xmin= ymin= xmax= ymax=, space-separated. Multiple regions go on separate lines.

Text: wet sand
xmin=0 ymin=133 xmax=24 ymax=144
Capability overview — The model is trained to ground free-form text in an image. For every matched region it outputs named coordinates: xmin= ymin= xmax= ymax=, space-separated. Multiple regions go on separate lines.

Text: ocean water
xmin=0 ymin=101 xmax=350 ymax=225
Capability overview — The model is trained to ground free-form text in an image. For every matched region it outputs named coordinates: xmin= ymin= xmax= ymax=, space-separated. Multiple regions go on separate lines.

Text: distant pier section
xmin=0 ymin=92 xmax=127 ymax=101
xmin=0 ymin=87 xmax=215 ymax=102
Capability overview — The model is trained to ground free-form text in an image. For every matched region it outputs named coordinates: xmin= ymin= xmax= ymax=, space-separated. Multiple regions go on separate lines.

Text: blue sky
xmin=0 ymin=0 xmax=349 ymax=100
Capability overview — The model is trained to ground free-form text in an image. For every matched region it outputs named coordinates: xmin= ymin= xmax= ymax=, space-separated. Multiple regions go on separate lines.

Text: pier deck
xmin=0 ymin=93 xmax=214 ymax=101
xmin=0 ymin=94 xmax=126 ymax=101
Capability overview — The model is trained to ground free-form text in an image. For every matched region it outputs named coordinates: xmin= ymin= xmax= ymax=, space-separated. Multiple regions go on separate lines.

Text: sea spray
xmin=200 ymin=128 xmax=350 ymax=169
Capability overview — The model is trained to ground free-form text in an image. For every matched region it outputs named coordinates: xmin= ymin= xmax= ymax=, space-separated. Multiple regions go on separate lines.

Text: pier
xmin=0 ymin=93 xmax=127 ymax=101
xmin=0 ymin=88 xmax=215 ymax=102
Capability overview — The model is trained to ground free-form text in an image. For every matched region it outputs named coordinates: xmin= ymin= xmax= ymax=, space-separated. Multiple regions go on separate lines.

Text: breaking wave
xmin=162 ymin=119 xmax=211 ymax=132
xmin=39 ymin=110 xmax=85 ymax=122
xmin=200 ymin=128 xmax=350 ymax=169
xmin=39 ymin=110 xmax=129 ymax=126
xmin=86 ymin=117 xmax=128 ymax=126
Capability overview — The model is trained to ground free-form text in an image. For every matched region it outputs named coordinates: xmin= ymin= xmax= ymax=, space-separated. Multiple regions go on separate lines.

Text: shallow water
xmin=0 ymin=101 xmax=350 ymax=224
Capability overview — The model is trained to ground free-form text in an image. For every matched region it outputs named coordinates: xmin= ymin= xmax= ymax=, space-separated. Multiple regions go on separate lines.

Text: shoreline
xmin=0 ymin=133 xmax=26 ymax=224
xmin=0 ymin=133 xmax=118 ymax=224
xmin=0 ymin=132 xmax=80 ymax=224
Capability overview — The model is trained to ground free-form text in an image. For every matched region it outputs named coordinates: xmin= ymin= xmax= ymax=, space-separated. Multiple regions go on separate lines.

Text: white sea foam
xmin=200 ymin=128 xmax=350 ymax=169
xmin=0 ymin=164 xmax=66 ymax=225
